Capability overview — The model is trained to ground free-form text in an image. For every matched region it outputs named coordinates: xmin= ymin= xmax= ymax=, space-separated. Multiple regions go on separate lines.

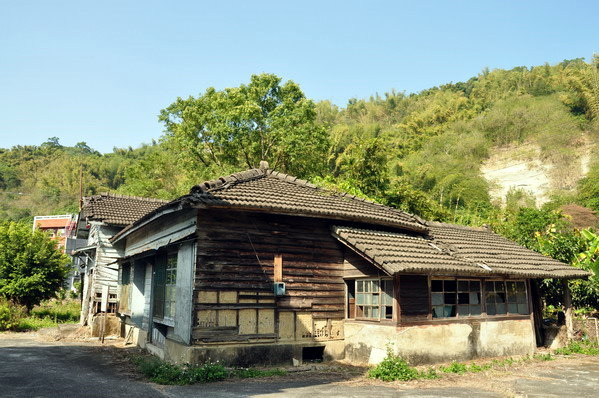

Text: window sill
xmin=345 ymin=319 xmax=397 ymax=326
xmin=153 ymin=317 xmax=175 ymax=327
xmin=399 ymin=314 xmax=531 ymax=326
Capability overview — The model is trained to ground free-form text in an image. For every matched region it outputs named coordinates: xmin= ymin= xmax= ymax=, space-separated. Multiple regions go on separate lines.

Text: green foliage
xmin=0 ymin=298 xmax=26 ymax=330
xmin=132 ymin=356 xmax=286 ymax=385
xmin=133 ymin=356 xmax=228 ymax=385
xmin=159 ymin=73 xmax=330 ymax=179
xmin=0 ymin=221 xmax=70 ymax=309
xmin=554 ymin=340 xmax=599 ymax=356
xmin=368 ymin=348 xmax=420 ymax=382
xmin=231 ymin=368 xmax=287 ymax=378
xmin=439 ymin=361 xmax=468 ymax=374
xmin=0 ymin=298 xmax=80 ymax=331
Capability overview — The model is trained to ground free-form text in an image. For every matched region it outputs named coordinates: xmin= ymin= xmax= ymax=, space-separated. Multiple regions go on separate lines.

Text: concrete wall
xmin=344 ymin=318 xmax=536 ymax=365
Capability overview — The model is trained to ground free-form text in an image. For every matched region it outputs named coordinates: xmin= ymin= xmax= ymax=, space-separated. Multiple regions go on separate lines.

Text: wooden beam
xmin=274 ymin=253 xmax=283 ymax=282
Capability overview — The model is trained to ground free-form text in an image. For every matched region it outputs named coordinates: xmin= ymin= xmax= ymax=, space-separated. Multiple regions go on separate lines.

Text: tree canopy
xmin=0 ymin=221 xmax=70 ymax=309
xmin=159 ymin=73 xmax=330 ymax=179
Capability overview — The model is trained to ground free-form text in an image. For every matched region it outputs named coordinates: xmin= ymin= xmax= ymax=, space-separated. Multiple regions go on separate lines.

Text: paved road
xmin=2 ymin=334 xmax=599 ymax=397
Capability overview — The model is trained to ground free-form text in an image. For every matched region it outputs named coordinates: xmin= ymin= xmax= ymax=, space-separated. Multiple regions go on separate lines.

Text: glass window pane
xmin=383 ymin=287 xmax=393 ymax=305
xmin=357 ymin=280 xmax=363 ymax=293
xmin=445 ymin=280 xmax=457 ymax=292
xmin=506 ymin=281 xmax=516 ymax=293
xmin=508 ymin=303 xmax=518 ymax=314
xmin=444 ymin=292 xmax=456 ymax=304
xmin=495 ymin=281 xmax=505 ymax=292
xmin=356 ymin=293 xmax=364 ymax=305
xmin=458 ymin=293 xmax=470 ymax=304
xmin=516 ymin=282 xmax=526 ymax=292
xmin=486 ymin=293 xmax=496 ymax=304
xmin=516 ymin=292 xmax=526 ymax=304
xmin=487 ymin=303 xmax=496 ymax=315
xmin=365 ymin=294 xmax=371 ymax=305
xmin=507 ymin=293 xmax=517 ymax=303
xmin=431 ymin=280 xmax=443 ymax=292
xmin=432 ymin=306 xmax=443 ymax=318
xmin=384 ymin=281 xmax=393 ymax=303
xmin=470 ymin=292 xmax=480 ymax=304
xmin=470 ymin=281 xmax=481 ymax=292
xmin=372 ymin=280 xmax=380 ymax=292
xmin=470 ymin=305 xmax=481 ymax=316
xmin=518 ymin=303 xmax=529 ymax=315
xmin=485 ymin=281 xmax=494 ymax=292
xmin=444 ymin=305 xmax=456 ymax=317
xmin=496 ymin=303 xmax=506 ymax=314
xmin=371 ymin=294 xmax=379 ymax=305
xmin=364 ymin=306 xmax=371 ymax=317
xmin=372 ymin=307 xmax=379 ymax=319
xmin=458 ymin=280 xmax=469 ymax=291
xmin=458 ymin=305 xmax=469 ymax=316
xmin=497 ymin=292 xmax=506 ymax=304
xmin=432 ymin=292 xmax=444 ymax=305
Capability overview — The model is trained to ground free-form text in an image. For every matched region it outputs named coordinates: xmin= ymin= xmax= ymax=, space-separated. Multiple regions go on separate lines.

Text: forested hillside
xmin=1 ymin=57 xmax=597 ymax=225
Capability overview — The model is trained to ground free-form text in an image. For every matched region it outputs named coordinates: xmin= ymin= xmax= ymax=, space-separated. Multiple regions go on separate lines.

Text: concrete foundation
xmin=344 ymin=318 xmax=536 ymax=365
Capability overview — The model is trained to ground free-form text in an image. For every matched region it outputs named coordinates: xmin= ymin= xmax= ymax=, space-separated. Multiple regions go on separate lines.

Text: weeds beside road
xmin=0 ymin=298 xmax=80 ymax=331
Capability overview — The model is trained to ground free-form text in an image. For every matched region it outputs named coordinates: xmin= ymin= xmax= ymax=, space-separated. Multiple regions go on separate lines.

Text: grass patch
xmin=132 ymin=355 xmax=287 ymax=385
xmin=440 ymin=361 xmax=468 ymax=374
xmin=0 ymin=298 xmax=80 ymax=332
xmin=555 ymin=340 xmax=599 ymax=356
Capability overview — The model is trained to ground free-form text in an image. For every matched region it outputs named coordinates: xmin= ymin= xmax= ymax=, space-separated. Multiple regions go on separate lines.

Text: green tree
xmin=159 ymin=73 xmax=330 ymax=178
xmin=0 ymin=221 xmax=70 ymax=310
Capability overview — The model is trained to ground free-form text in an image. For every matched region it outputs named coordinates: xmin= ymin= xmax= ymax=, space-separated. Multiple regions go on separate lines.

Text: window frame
xmin=351 ymin=277 xmax=394 ymax=322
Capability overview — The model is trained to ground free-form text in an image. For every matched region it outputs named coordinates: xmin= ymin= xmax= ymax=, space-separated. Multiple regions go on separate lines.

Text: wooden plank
xmin=274 ymin=254 xmax=283 ymax=282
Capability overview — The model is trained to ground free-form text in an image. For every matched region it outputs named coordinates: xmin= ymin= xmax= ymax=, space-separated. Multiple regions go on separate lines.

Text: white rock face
xmin=481 ymin=141 xmax=594 ymax=206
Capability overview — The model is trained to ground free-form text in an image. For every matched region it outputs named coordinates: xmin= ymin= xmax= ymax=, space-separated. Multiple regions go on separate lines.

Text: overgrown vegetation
xmin=369 ymin=348 xmax=563 ymax=383
xmin=554 ymin=340 xmax=599 ymax=355
xmin=132 ymin=355 xmax=287 ymax=385
xmin=0 ymin=298 xmax=80 ymax=331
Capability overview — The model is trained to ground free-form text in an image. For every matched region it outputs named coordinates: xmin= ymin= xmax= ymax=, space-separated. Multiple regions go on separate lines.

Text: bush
xmin=0 ymin=299 xmax=25 ymax=330
xmin=368 ymin=347 xmax=420 ymax=381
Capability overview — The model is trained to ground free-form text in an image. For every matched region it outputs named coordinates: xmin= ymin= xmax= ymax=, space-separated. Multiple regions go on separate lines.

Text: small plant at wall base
xmin=368 ymin=345 xmax=438 ymax=381
xmin=132 ymin=356 xmax=288 ymax=385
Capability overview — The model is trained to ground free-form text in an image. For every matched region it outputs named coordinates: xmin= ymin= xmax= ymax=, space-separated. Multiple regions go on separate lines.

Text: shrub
xmin=0 ymin=299 xmax=25 ymax=330
xmin=368 ymin=347 xmax=420 ymax=381
xmin=232 ymin=368 xmax=287 ymax=378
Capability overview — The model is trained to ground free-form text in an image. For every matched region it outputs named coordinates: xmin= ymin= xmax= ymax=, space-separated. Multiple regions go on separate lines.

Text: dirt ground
xmin=2 ymin=326 xmax=599 ymax=397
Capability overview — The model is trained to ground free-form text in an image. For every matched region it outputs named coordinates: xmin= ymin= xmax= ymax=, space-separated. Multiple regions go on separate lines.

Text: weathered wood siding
xmin=193 ymin=209 xmax=345 ymax=344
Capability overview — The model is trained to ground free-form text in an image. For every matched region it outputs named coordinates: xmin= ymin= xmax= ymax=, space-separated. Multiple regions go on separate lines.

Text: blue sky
xmin=1 ymin=1 xmax=597 ymax=153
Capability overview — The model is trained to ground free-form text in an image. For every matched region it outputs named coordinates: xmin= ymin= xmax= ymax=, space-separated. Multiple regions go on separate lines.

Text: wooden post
xmin=562 ymin=279 xmax=574 ymax=340
xmin=274 ymin=254 xmax=283 ymax=282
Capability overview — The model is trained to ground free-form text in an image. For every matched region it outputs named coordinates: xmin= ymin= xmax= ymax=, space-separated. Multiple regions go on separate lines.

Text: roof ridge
xmin=85 ymin=192 xmax=169 ymax=203
xmin=426 ymin=220 xmax=487 ymax=232
xmin=190 ymin=168 xmax=267 ymax=194
xmin=266 ymin=169 xmax=421 ymax=224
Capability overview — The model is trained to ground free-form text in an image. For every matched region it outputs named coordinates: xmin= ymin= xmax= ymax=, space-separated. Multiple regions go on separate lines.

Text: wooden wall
xmin=193 ymin=209 xmax=346 ymax=344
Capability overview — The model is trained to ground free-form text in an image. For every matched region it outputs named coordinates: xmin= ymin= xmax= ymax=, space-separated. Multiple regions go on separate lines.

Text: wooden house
xmin=111 ymin=163 xmax=589 ymax=365
xmin=72 ymin=194 xmax=167 ymax=325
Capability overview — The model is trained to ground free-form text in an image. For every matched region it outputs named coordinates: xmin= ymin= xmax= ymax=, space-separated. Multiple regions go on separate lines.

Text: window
xmin=432 ymin=279 xmax=482 ymax=318
xmin=164 ymin=253 xmax=177 ymax=319
xmin=506 ymin=281 xmax=529 ymax=315
xmin=153 ymin=251 xmax=178 ymax=321
xmin=355 ymin=279 xmax=393 ymax=320
xmin=485 ymin=281 xmax=507 ymax=315
xmin=431 ymin=279 xmax=528 ymax=318
xmin=119 ymin=263 xmax=132 ymax=314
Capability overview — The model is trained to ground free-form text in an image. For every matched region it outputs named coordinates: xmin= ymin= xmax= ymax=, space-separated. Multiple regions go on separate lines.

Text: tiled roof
xmin=426 ymin=222 xmax=590 ymax=278
xmin=333 ymin=224 xmax=590 ymax=279
xmin=187 ymin=167 xmax=426 ymax=233
xmin=81 ymin=193 xmax=168 ymax=227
